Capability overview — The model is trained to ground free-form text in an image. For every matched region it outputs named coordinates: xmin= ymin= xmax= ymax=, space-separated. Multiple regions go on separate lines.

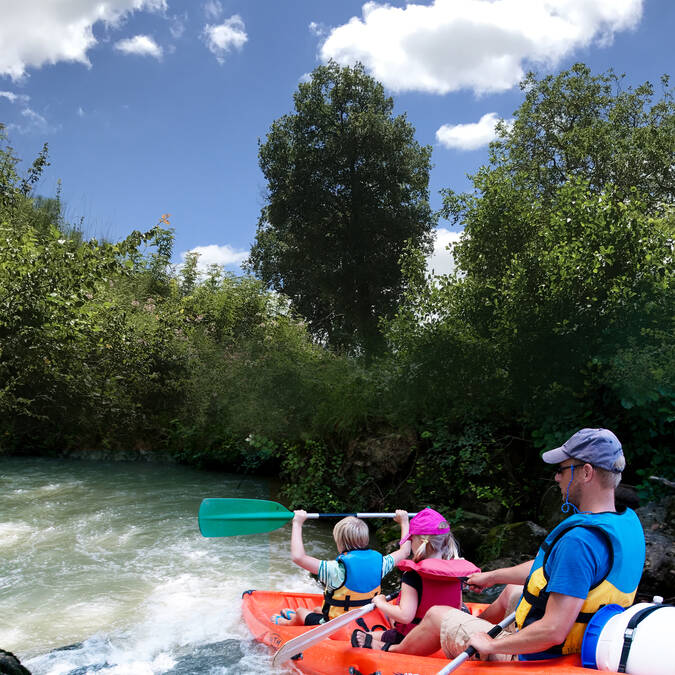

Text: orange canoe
xmin=241 ymin=589 xmax=596 ymax=675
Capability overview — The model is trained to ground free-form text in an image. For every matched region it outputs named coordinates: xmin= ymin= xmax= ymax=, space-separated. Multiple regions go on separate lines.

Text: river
xmin=0 ymin=457 xmax=337 ymax=674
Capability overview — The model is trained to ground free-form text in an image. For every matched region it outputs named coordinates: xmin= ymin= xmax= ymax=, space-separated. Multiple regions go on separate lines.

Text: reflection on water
xmin=0 ymin=457 xmax=337 ymax=674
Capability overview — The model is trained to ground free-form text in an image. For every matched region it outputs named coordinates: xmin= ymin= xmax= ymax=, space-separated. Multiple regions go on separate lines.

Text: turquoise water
xmin=0 ymin=457 xmax=336 ymax=674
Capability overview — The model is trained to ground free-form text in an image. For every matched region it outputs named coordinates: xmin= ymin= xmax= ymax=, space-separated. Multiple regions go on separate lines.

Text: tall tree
xmin=247 ymin=61 xmax=433 ymax=356
xmin=485 ymin=64 xmax=673 ymax=211
xmin=386 ymin=65 xmax=673 ymax=471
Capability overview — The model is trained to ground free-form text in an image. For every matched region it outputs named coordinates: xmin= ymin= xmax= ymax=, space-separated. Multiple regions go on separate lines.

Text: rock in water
xmin=0 ymin=649 xmax=31 ymax=675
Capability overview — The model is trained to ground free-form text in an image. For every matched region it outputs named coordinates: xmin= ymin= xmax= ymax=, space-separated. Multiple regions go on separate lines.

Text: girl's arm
xmin=389 ymin=510 xmax=411 ymax=564
xmin=290 ymin=510 xmax=321 ymax=574
xmin=373 ymin=581 xmax=418 ymax=625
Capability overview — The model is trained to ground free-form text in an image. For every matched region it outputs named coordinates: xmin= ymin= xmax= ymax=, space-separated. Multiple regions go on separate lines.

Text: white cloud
xmin=77 ymin=106 xmax=85 ymax=117
xmin=169 ymin=12 xmax=188 ymax=39
xmin=318 ymin=0 xmax=642 ymax=95
xmin=1 ymin=89 xmax=54 ymax=134
xmin=427 ymin=227 xmax=462 ymax=277
xmin=203 ymin=1 xmax=223 ymax=21
xmin=114 ymin=35 xmax=163 ymax=59
xmin=202 ymin=15 xmax=248 ymax=63
xmin=0 ymin=0 xmax=167 ymax=80
xmin=309 ymin=21 xmax=327 ymax=38
xmin=6 ymin=106 xmax=57 ymax=135
xmin=436 ymin=112 xmax=513 ymax=151
xmin=0 ymin=90 xmax=30 ymax=104
xmin=180 ymin=244 xmax=249 ymax=273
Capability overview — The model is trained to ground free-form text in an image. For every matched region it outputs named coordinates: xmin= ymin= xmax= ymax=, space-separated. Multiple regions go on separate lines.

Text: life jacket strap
xmin=326 ymin=594 xmax=374 ymax=610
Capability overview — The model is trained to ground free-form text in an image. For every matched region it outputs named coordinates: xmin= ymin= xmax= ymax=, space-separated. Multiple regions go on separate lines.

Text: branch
xmin=649 ymin=475 xmax=675 ymax=489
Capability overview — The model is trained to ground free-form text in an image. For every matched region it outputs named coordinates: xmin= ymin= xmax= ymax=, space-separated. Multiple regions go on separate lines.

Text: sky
xmin=0 ymin=0 xmax=672 ymax=276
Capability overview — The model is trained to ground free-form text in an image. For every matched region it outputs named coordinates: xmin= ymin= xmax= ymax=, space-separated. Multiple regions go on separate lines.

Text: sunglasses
xmin=555 ymin=463 xmax=586 ymax=475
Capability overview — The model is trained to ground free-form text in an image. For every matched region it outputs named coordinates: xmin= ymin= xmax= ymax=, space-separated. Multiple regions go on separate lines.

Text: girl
xmin=351 ymin=507 xmax=479 ymax=650
xmin=273 ymin=509 xmax=411 ymax=626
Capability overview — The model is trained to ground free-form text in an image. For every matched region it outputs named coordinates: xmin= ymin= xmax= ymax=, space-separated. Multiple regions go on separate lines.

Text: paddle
xmin=272 ymin=592 xmax=400 ymax=667
xmin=435 ymin=610 xmax=517 ymax=675
xmin=198 ymin=498 xmax=417 ymax=537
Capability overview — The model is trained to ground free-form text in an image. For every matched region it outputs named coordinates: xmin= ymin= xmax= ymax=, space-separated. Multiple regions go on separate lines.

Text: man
xmin=357 ymin=428 xmax=645 ymax=661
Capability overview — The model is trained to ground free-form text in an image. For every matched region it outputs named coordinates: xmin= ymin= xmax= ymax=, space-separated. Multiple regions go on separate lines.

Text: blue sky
xmin=0 ymin=0 xmax=672 ymax=275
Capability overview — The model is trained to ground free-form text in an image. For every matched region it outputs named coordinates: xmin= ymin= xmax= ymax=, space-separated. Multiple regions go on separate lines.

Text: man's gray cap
xmin=542 ymin=428 xmax=625 ymax=472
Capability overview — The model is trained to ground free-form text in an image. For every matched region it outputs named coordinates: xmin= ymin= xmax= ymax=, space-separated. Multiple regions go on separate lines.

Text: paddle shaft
xmin=307 ymin=512 xmax=419 ymax=518
xmin=201 ymin=512 xmax=413 ymax=521
xmin=436 ymin=610 xmax=517 ymax=675
xmin=198 ymin=498 xmax=418 ymax=537
xmin=272 ymin=592 xmax=400 ymax=667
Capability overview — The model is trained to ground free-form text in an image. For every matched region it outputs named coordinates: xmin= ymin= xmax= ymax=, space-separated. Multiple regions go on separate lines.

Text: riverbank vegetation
xmin=1 ymin=63 xmax=673 ymax=521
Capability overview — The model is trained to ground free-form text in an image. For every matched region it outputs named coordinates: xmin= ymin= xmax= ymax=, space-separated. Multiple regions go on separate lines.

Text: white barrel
xmin=593 ymin=602 xmax=675 ymax=674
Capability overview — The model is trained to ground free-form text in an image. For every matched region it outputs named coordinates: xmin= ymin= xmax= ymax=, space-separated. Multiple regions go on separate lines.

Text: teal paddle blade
xmin=198 ymin=498 xmax=293 ymax=537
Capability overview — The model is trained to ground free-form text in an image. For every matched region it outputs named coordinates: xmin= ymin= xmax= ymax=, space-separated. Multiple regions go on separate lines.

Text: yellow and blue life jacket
xmin=515 ymin=507 xmax=645 ymax=657
xmin=322 ymin=549 xmax=383 ymax=621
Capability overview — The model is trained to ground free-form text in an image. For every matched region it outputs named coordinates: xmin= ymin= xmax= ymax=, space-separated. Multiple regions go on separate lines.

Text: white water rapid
xmin=0 ymin=457 xmax=336 ymax=674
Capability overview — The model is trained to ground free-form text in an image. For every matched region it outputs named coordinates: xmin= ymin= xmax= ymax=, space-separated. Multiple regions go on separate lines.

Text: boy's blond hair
xmin=333 ymin=516 xmax=369 ymax=553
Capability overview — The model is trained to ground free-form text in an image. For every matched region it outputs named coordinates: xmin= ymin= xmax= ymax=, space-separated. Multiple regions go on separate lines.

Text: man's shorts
xmin=439 ymin=608 xmax=515 ymax=661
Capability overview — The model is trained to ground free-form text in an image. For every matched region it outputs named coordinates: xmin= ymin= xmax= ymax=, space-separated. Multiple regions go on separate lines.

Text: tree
xmin=437 ymin=65 xmax=674 ymax=406
xmin=385 ymin=64 xmax=673 ymax=490
xmin=247 ymin=61 xmax=434 ymax=356
xmin=486 ymin=64 xmax=674 ymax=210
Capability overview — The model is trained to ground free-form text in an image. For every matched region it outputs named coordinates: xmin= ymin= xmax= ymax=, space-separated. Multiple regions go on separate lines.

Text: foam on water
xmin=0 ymin=457 xmax=334 ymax=674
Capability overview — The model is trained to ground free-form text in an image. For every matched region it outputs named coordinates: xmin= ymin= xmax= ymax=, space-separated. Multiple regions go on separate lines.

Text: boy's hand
xmin=393 ymin=509 xmax=409 ymax=525
xmin=293 ymin=509 xmax=308 ymax=525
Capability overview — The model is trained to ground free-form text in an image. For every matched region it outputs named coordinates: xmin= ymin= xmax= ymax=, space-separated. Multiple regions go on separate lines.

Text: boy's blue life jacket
xmin=321 ymin=549 xmax=383 ymax=620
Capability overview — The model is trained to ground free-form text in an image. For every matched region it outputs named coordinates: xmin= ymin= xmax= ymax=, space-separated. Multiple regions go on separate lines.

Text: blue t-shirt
xmin=519 ymin=526 xmax=611 ymax=661
xmin=545 ymin=527 xmax=611 ymax=598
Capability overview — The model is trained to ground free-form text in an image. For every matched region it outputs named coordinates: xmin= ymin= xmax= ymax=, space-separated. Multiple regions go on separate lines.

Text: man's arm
xmin=467 ymin=592 xmax=584 ymax=656
xmin=467 ymin=560 xmax=534 ymax=591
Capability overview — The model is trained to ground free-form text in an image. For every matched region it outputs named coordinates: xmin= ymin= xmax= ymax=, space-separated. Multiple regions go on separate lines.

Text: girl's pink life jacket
xmin=393 ymin=557 xmax=481 ymax=636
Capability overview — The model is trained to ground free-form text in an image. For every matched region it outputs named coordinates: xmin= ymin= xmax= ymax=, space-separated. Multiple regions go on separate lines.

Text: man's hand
xmin=372 ymin=593 xmax=387 ymax=609
xmin=466 ymin=571 xmax=494 ymax=592
xmin=293 ymin=509 xmax=308 ymax=525
xmin=467 ymin=631 xmax=496 ymax=659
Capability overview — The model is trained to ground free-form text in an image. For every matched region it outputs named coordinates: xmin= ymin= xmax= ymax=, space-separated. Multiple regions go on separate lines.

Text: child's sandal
xmin=351 ymin=629 xmax=372 ymax=649
xmin=281 ymin=609 xmax=296 ymax=620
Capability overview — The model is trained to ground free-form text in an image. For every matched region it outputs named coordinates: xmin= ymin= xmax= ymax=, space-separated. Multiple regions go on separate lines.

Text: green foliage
xmin=1 ymin=61 xmax=672 ymax=522
xmin=410 ymin=421 xmax=511 ymax=510
xmin=248 ymin=60 xmax=434 ymax=356
xmin=487 ymin=64 xmax=674 ymax=210
xmin=279 ymin=440 xmax=350 ymax=511
xmin=384 ymin=64 xmax=673 ymax=503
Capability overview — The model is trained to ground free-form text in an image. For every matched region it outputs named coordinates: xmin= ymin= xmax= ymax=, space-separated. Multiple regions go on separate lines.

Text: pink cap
xmin=400 ymin=508 xmax=450 ymax=545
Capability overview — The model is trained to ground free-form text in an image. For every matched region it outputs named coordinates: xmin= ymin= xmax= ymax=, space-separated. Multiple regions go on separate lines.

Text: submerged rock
xmin=0 ymin=649 xmax=31 ymax=675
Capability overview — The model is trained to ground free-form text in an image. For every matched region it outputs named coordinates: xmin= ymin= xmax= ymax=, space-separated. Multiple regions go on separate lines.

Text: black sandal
xmin=351 ymin=629 xmax=372 ymax=649
xmin=355 ymin=617 xmax=388 ymax=632
xmin=351 ymin=629 xmax=392 ymax=651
